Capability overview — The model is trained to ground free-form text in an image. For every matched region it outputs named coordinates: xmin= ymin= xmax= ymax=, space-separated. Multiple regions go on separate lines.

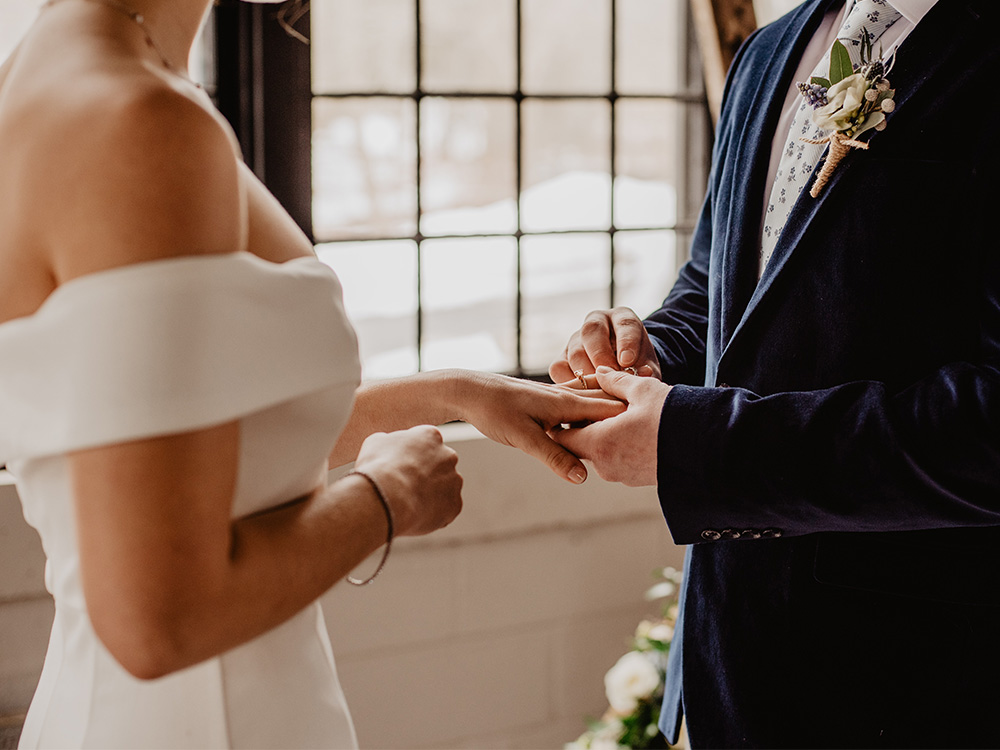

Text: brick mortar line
xmin=0 ymin=592 xmax=51 ymax=606
xmin=392 ymin=508 xmax=668 ymax=552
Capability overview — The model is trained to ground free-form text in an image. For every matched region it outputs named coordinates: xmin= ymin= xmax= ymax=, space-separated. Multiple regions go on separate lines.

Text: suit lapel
xmin=717 ymin=0 xmax=840 ymax=351
xmin=719 ymin=0 xmax=989 ymax=370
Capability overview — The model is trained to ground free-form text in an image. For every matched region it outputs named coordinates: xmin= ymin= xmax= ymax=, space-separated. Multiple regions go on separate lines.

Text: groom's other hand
xmin=549 ymin=307 xmax=662 ymax=384
xmin=550 ymin=367 xmax=670 ymax=487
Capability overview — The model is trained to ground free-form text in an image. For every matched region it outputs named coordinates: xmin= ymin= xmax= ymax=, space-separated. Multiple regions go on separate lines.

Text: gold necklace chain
xmin=41 ymin=0 xmax=201 ymax=88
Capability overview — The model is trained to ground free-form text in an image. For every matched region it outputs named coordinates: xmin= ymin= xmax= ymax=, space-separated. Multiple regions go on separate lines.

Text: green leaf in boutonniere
xmin=828 ymin=40 xmax=853 ymax=85
xmin=810 ymin=76 xmax=831 ymax=89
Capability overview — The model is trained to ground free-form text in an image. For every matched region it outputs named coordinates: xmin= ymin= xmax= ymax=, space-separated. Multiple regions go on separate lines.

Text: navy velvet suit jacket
xmin=648 ymin=0 xmax=1000 ymax=746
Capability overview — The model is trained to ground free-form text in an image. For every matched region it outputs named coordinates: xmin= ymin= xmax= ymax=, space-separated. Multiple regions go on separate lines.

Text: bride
xmin=0 ymin=0 xmax=622 ymax=747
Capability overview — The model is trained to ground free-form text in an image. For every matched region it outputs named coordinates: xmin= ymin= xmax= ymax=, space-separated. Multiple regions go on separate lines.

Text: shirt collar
xmin=888 ymin=0 xmax=937 ymax=25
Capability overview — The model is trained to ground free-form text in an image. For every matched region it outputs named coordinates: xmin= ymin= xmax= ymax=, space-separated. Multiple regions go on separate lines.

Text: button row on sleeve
xmin=701 ymin=528 xmax=783 ymax=541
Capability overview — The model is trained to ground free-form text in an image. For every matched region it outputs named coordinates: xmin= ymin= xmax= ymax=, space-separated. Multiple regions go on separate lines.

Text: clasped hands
xmin=547 ymin=307 xmax=672 ymax=488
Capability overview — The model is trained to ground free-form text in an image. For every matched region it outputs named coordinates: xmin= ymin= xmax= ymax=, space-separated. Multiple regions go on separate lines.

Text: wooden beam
xmin=690 ymin=0 xmax=758 ymax=124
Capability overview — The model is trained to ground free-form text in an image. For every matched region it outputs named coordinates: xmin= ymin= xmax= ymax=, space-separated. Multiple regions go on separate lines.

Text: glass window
xmin=521 ymin=233 xmax=611 ymax=373
xmin=521 ymin=99 xmax=612 ymax=233
xmin=421 ymin=236 xmax=518 ymax=372
xmin=313 ymin=97 xmax=418 ymax=241
xmin=305 ymin=0 xmax=708 ymax=378
xmin=522 ymin=0 xmax=611 ymax=95
xmin=420 ymin=98 xmax=518 ymax=237
xmin=614 ymin=230 xmax=678 ymax=317
xmin=422 ymin=0 xmax=516 ymax=92
xmin=617 ymin=0 xmax=688 ymax=95
xmin=312 ymin=0 xmax=416 ymax=94
xmin=615 ymin=99 xmax=683 ymax=229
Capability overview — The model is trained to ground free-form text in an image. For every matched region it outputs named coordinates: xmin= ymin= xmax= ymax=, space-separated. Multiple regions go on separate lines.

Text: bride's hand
xmin=353 ymin=426 xmax=463 ymax=537
xmin=453 ymin=371 xmax=625 ymax=484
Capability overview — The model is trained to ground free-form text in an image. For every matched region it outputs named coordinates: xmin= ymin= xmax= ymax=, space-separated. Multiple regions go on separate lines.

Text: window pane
xmin=614 ymin=231 xmax=678 ymax=317
xmin=421 ymin=237 xmax=517 ymax=371
xmin=420 ymin=98 xmax=517 ymax=236
xmin=521 ymin=234 xmax=610 ymax=372
xmin=422 ymin=0 xmax=516 ymax=92
xmin=522 ymin=100 xmax=611 ymax=232
xmin=616 ymin=0 xmax=686 ymax=95
xmin=615 ymin=100 xmax=682 ymax=229
xmin=317 ymin=240 xmax=419 ymax=378
xmin=312 ymin=0 xmax=416 ymax=94
xmin=522 ymin=0 xmax=610 ymax=94
xmin=0 ymin=1 xmax=44 ymax=61
xmin=313 ymin=97 xmax=417 ymax=241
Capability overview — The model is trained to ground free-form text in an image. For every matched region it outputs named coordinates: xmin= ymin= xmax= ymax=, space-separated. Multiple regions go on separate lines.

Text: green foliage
xmin=829 ymin=40 xmax=853 ymax=85
xmin=618 ymin=697 xmax=668 ymax=749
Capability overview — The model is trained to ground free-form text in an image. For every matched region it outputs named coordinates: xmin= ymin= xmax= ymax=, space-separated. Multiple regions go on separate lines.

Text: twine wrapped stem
xmin=802 ymin=131 xmax=869 ymax=197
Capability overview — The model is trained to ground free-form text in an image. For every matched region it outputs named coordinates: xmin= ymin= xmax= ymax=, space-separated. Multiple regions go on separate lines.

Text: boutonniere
xmin=797 ymin=29 xmax=897 ymax=197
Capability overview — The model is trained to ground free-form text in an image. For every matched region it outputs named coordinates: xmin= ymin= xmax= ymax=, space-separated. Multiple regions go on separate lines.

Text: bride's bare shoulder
xmin=3 ymin=50 xmax=245 ymax=283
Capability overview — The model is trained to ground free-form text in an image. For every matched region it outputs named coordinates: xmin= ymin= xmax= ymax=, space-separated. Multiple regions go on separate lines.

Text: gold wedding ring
xmin=574 ymin=370 xmax=587 ymax=388
xmin=623 ymin=366 xmax=638 ymax=376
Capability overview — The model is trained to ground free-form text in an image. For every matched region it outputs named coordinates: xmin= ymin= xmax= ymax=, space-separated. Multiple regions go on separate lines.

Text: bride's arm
xmin=71 ymin=421 xmax=461 ymax=681
xmin=329 ymin=369 xmax=624 ymax=484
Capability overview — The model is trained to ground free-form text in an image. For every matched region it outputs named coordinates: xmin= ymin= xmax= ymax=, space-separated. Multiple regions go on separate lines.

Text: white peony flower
xmin=647 ymin=623 xmax=674 ymax=642
xmin=634 ymin=619 xmax=655 ymax=639
xmin=812 ymin=73 xmax=868 ymax=132
xmin=644 ymin=580 xmax=676 ymax=601
xmin=604 ymin=651 xmax=662 ymax=714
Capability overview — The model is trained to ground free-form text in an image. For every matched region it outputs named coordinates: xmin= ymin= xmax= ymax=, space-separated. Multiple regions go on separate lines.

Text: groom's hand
xmin=549 ymin=307 xmax=661 ymax=384
xmin=550 ymin=367 xmax=670 ymax=487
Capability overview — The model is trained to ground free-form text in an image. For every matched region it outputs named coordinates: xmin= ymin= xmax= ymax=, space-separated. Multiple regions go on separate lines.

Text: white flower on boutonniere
xmin=796 ymin=28 xmax=897 ymax=197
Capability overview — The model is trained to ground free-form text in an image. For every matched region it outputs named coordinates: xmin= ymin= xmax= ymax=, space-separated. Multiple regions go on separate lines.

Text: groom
xmin=552 ymin=0 xmax=1000 ymax=746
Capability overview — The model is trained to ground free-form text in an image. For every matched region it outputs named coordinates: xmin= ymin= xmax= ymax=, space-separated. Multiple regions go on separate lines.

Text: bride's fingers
xmin=556 ymin=372 xmax=599 ymax=390
xmin=557 ymin=369 xmax=651 ymax=392
xmin=517 ymin=425 xmax=590 ymax=484
xmin=563 ymin=390 xmax=627 ymax=414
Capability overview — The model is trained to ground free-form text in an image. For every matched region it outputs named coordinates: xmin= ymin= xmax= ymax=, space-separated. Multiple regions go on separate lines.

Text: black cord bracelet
xmin=346 ymin=470 xmax=395 ymax=586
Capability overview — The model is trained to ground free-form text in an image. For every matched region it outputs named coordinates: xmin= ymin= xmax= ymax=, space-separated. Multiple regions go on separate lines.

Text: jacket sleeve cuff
xmin=655 ymin=384 xmax=789 ymax=546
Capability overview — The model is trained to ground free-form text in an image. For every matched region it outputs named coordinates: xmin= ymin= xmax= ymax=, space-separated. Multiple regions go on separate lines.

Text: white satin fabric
xmin=3 ymin=252 xmax=362 ymax=749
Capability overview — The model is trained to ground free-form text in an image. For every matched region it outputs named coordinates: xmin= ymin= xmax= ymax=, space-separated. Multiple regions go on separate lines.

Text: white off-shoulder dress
xmin=2 ymin=252 xmax=362 ymax=749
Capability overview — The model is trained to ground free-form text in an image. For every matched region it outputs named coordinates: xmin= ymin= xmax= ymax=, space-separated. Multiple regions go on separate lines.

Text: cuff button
xmin=701 ymin=529 xmax=722 ymax=541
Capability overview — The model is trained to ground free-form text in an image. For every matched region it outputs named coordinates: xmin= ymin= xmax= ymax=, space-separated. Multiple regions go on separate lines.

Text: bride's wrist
xmin=426 ymin=368 xmax=478 ymax=425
